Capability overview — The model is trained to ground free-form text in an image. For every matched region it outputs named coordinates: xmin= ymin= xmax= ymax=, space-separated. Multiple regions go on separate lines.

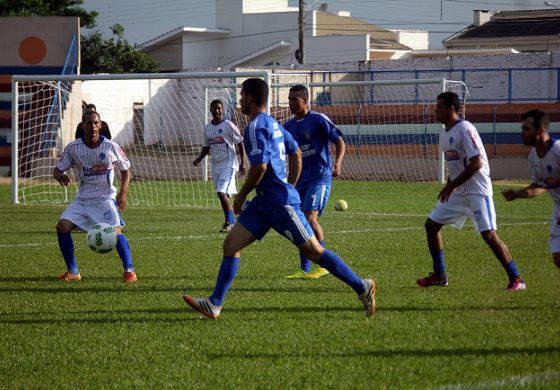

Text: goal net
xmin=11 ymin=71 xmax=466 ymax=207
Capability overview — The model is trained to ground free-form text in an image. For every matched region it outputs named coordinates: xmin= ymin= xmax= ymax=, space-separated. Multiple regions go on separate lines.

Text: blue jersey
xmin=244 ymin=112 xmax=300 ymax=206
xmin=284 ymin=110 xmax=342 ymax=189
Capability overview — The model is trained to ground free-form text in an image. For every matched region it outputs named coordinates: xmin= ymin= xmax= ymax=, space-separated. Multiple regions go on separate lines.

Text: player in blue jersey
xmin=54 ymin=111 xmax=137 ymax=283
xmin=183 ymin=78 xmax=376 ymax=319
xmin=502 ymin=110 xmax=560 ymax=270
xmin=284 ymin=85 xmax=346 ymax=280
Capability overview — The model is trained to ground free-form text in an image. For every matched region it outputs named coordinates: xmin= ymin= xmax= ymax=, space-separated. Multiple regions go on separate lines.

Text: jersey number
xmin=278 ymin=142 xmax=286 ymax=161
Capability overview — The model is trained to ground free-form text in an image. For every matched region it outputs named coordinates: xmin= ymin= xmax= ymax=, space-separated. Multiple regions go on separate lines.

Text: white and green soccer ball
xmin=334 ymin=199 xmax=348 ymax=211
xmin=87 ymin=223 xmax=117 ymax=254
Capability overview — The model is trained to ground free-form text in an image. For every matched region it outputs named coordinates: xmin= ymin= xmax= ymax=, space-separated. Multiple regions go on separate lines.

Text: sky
xmin=82 ymin=0 xmax=558 ymax=48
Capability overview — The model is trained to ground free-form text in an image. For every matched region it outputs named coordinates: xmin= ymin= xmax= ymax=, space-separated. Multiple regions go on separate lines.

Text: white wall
xmin=305 ymin=35 xmax=369 ymax=64
xmin=393 ymin=30 xmax=429 ymax=50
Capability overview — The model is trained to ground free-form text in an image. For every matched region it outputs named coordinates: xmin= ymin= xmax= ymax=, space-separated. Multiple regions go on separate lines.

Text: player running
xmin=502 ymin=109 xmax=560 ymax=270
xmin=183 ymin=78 xmax=376 ymax=319
xmin=193 ymin=99 xmax=246 ymax=233
xmin=54 ymin=111 xmax=137 ymax=283
xmin=284 ymin=85 xmax=346 ymax=280
xmin=416 ymin=92 xmax=525 ymax=291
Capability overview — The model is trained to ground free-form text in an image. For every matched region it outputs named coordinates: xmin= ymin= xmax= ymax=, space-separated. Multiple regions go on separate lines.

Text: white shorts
xmin=549 ymin=203 xmax=560 ymax=253
xmin=212 ymin=168 xmax=237 ymax=195
xmin=429 ymin=194 xmax=497 ymax=233
xmin=60 ymin=197 xmax=124 ymax=232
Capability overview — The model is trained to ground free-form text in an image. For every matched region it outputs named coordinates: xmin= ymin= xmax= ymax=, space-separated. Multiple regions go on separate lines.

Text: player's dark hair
xmin=437 ymin=92 xmax=461 ymax=112
xmin=210 ymin=99 xmax=223 ymax=109
xmin=242 ymin=78 xmax=269 ymax=106
xmin=521 ymin=109 xmax=549 ymax=130
xmin=83 ymin=111 xmax=101 ymax=121
xmin=84 ymin=103 xmax=97 ymax=112
xmin=289 ymin=84 xmax=309 ymax=100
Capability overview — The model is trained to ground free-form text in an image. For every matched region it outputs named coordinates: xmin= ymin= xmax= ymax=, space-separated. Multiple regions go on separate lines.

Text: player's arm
xmin=287 ymin=148 xmax=302 ymax=186
xmin=236 ymin=142 xmax=246 ymax=176
xmin=116 ymin=169 xmax=131 ymax=212
xmin=53 ymin=167 xmax=70 ymax=187
xmin=332 ymin=136 xmax=346 ymax=177
xmin=502 ymin=182 xmax=546 ymax=201
xmin=193 ymin=146 xmax=210 ymax=166
xmin=233 ymin=163 xmax=267 ymax=214
xmin=438 ymin=155 xmax=482 ymax=202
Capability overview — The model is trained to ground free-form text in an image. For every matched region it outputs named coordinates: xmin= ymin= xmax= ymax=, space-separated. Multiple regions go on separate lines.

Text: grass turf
xmin=0 ymin=181 xmax=559 ymax=389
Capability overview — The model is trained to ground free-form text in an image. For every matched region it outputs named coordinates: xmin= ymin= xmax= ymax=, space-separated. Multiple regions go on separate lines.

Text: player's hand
xmin=332 ymin=163 xmax=342 ymax=177
xmin=501 ymin=189 xmax=516 ymax=201
xmin=233 ymin=193 xmax=246 ymax=215
xmin=117 ymin=192 xmax=127 ymax=212
xmin=193 ymin=158 xmax=200 ymax=167
xmin=438 ymin=183 xmax=454 ymax=203
xmin=57 ymin=174 xmax=70 ymax=187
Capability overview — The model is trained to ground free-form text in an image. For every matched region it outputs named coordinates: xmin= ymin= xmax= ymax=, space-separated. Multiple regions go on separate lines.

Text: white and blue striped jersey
xmin=440 ymin=119 xmax=492 ymax=196
xmin=203 ymin=119 xmax=243 ymax=171
xmin=529 ymin=138 xmax=560 ymax=203
xmin=56 ymin=136 xmax=131 ymax=200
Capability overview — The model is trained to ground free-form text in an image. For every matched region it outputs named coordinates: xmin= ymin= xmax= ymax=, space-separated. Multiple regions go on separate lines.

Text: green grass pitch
xmin=0 ymin=181 xmax=559 ymax=389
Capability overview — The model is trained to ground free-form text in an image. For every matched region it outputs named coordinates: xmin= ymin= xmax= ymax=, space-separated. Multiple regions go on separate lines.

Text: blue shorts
xmin=237 ymin=200 xmax=314 ymax=246
xmin=298 ymin=183 xmax=331 ymax=216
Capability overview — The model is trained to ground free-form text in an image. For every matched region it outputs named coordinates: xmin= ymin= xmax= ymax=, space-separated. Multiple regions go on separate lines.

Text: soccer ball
xmin=334 ymin=199 xmax=348 ymax=211
xmin=86 ymin=223 xmax=117 ymax=254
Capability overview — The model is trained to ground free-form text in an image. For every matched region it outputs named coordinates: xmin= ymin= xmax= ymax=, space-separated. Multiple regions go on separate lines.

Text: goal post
xmin=11 ymin=71 xmax=466 ymax=206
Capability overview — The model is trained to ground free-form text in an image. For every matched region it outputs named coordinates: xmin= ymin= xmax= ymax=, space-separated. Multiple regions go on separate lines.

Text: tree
xmin=81 ymin=24 xmax=159 ymax=74
xmin=0 ymin=0 xmax=159 ymax=73
xmin=0 ymin=0 xmax=97 ymax=28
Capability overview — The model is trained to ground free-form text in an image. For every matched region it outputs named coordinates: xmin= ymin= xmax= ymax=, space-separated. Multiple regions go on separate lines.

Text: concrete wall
xmin=305 ymin=35 xmax=369 ymax=64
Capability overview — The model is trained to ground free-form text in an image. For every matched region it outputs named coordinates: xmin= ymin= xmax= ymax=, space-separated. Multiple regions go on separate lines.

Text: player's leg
xmin=553 ymin=253 xmax=560 ymax=269
xmin=183 ymin=201 xmax=262 ymax=319
xmin=114 ymin=226 xmax=136 ymax=283
xmin=275 ymin=204 xmax=376 ymax=317
xmin=215 ymin=169 xmax=236 ymax=232
xmin=56 ymin=218 xmax=81 ymax=281
xmin=286 ymin=184 xmax=329 ymax=279
xmin=549 ymin=204 xmax=560 ymax=270
xmin=474 ymin=195 xmax=525 ymax=291
xmin=417 ymin=196 xmax=468 ymax=287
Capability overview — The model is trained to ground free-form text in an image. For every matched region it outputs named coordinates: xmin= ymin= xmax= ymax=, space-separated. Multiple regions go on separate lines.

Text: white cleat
xmin=358 ymin=279 xmax=376 ymax=318
xmin=183 ymin=295 xmax=221 ymax=319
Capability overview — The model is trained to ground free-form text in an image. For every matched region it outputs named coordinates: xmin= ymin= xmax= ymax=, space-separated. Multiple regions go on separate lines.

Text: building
xmin=443 ymin=9 xmax=560 ymax=52
xmin=138 ymin=0 xmax=427 ymax=71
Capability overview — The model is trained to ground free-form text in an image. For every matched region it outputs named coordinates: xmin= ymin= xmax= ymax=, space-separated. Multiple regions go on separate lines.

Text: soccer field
xmin=1 ymin=181 xmax=559 ymax=389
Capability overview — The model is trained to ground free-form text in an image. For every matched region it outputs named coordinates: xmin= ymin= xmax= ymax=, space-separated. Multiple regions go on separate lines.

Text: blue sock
xmin=502 ymin=260 xmax=520 ymax=280
xmin=225 ymin=210 xmax=235 ymax=225
xmin=299 ymin=252 xmax=312 ymax=272
xmin=430 ymin=249 xmax=446 ymax=275
xmin=318 ymin=250 xmax=364 ymax=295
xmin=116 ymin=234 xmax=134 ymax=272
xmin=209 ymin=256 xmax=240 ymax=306
xmin=57 ymin=232 xmax=78 ymax=274
xmin=319 ymin=240 xmax=325 ymax=248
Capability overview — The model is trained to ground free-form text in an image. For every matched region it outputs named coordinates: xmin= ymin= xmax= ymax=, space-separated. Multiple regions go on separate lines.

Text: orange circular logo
xmin=19 ymin=36 xmax=47 ymax=65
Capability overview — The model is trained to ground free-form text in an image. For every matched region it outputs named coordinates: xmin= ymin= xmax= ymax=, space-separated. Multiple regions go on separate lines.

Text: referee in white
xmin=54 ymin=111 xmax=137 ymax=283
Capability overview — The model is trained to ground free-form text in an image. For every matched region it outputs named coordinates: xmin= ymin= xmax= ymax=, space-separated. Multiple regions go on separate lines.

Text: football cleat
xmin=358 ymin=279 xmax=376 ymax=318
xmin=506 ymin=276 xmax=526 ymax=291
xmin=285 ymin=269 xmax=314 ymax=279
xmin=306 ymin=266 xmax=330 ymax=279
xmin=183 ymin=296 xmax=221 ymax=319
xmin=416 ymin=272 xmax=448 ymax=287
xmin=219 ymin=222 xmax=233 ymax=233
xmin=59 ymin=272 xmax=81 ymax=282
xmin=123 ymin=271 xmax=137 ymax=283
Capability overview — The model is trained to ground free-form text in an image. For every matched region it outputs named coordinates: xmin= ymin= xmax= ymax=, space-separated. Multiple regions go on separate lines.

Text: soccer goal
xmin=11 ymin=71 xmax=466 ymax=207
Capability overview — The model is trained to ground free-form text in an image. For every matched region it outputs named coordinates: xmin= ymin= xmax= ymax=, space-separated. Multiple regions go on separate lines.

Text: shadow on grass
xmin=206 ymin=345 xmax=560 ymax=360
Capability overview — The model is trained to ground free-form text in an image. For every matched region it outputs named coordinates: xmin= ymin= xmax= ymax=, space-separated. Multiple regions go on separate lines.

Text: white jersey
xmin=203 ymin=119 xmax=243 ymax=171
xmin=56 ymin=136 xmax=131 ymax=200
xmin=528 ymin=139 xmax=560 ymax=203
xmin=440 ymin=120 xmax=492 ymax=196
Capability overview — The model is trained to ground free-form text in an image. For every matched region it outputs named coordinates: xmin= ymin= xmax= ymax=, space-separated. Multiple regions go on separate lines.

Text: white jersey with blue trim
xmin=440 ymin=120 xmax=492 ymax=196
xmin=203 ymin=119 xmax=243 ymax=171
xmin=529 ymin=138 xmax=560 ymax=203
xmin=56 ymin=136 xmax=131 ymax=200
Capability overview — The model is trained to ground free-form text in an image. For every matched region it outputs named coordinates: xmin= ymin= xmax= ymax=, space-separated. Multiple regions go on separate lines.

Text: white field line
xmin=0 ymin=221 xmax=547 ymax=249
xmin=434 ymin=370 xmax=560 ymax=389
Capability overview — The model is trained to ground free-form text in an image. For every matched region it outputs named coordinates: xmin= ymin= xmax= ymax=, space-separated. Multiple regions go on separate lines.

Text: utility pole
xmin=296 ymin=0 xmax=304 ymax=64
